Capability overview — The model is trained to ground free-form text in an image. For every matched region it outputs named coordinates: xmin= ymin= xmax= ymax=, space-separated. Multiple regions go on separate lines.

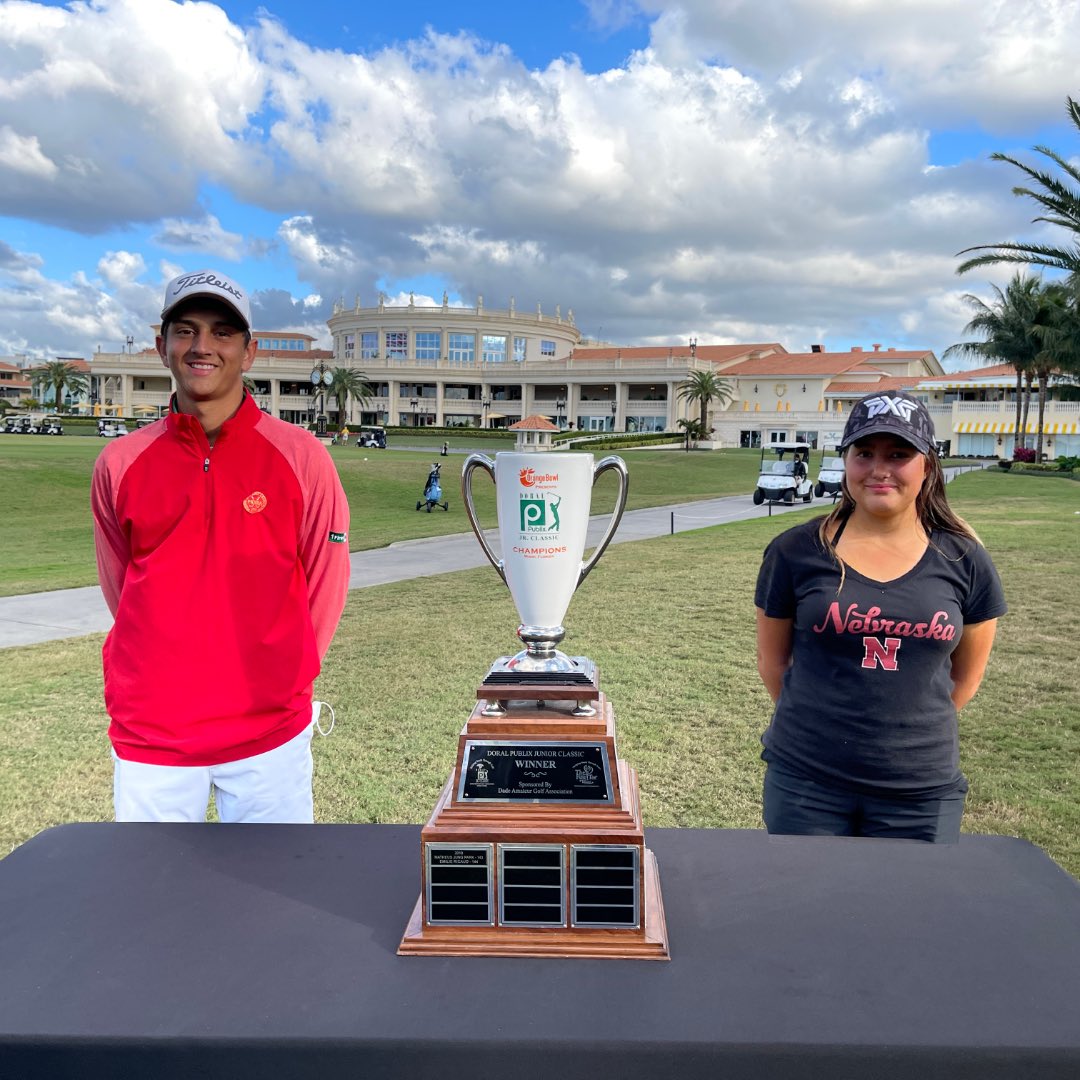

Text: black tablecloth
xmin=0 ymin=824 xmax=1077 ymax=1079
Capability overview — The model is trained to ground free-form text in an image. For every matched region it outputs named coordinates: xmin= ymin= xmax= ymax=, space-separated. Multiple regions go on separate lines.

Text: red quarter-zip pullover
xmin=91 ymin=395 xmax=350 ymax=765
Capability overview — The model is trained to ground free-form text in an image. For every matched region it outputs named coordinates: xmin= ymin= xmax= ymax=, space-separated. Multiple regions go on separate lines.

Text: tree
xmin=676 ymin=416 xmax=707 ymax=452
xmin=943 ymin=274 xmax=1047 ymax=449
xmin=1027 ymin=282 xmax=1080 ymax=458
xmin=328 ymin=367 xmax=373 ymax=426
xmin=956 ymin=97 xmax=1080 ymax=277
xmin=32 ymin=360 xmax=88 ymax=412
xmin=677 ymin=369 xmax=732 ymax=435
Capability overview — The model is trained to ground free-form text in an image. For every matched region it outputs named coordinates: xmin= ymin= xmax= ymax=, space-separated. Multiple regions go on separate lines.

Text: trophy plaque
xmin=399 ymin=453 xmax=669 ymax=960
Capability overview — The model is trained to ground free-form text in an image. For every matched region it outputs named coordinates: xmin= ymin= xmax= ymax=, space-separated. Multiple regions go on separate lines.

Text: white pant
xmin=113 ymin=721 xmax=315 ymax=824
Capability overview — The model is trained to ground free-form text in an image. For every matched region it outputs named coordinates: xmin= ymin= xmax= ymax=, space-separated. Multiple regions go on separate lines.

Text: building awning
xmin=956 ymin=420 xmax=1079 ymax=434
xmin=485 ymin=412 xmax=508 ymax=420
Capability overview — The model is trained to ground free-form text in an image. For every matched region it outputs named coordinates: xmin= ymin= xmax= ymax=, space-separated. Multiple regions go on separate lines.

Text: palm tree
xmin=956 ymin=97 xmax=1080 ymax=277
xmin=943 ymin=274 xmax=1046 ymax=450
xmin=328 ymin=367 xmax=373 ymax=427
xmin=32 ymin=360 xmax=88 ymax=412
xmin=676 ymin=416 xmax=706 ymax=452
xmin=677 ymin=369 xmax=733 ymax=436
xmin=1028 ymin=282 xmax=1080 ymax=459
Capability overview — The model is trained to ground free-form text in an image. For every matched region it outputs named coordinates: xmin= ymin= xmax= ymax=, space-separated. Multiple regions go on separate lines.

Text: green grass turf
xmin=1 ymin=469 xmax=1076 ymax=879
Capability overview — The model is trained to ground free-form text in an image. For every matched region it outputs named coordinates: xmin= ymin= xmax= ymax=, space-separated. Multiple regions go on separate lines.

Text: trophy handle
xmin=461 ymin=453 xmax=506 ymax=584
xmin=579 ymin=455 xmax=628 ymax=586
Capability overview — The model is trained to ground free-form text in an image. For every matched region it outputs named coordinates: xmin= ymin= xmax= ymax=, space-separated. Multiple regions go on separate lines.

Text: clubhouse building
xmin=86 ymin=296 xmax=1080 ymax=457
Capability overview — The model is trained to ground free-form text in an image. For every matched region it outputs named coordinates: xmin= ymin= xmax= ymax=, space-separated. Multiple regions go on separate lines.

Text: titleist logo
xmin=171 ymin=273 xmax=243 ymax=301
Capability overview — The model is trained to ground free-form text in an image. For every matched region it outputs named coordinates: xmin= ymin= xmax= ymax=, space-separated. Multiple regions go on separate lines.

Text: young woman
xmin=754 ymin=392 xmax=1006 ymax=841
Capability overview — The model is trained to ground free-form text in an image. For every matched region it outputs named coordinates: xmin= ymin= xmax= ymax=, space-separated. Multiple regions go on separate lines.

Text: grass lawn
xmin=0 ymin=469 xmax=1077 ymax=878
xmin=0 ymin=436 xmax=767 ymax=596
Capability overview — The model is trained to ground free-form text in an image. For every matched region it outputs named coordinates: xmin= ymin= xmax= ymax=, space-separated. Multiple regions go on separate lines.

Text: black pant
xmin=763 ymin=758 xmax=967 ymax=842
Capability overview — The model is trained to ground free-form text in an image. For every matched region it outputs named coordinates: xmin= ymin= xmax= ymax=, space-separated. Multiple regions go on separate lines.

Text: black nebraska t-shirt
xmin=755 ymin=520 xmax=1007 ymax=795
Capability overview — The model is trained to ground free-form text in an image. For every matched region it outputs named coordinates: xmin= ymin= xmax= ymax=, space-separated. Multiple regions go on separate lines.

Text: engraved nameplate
xmin=425 ymin=843 xmax=494 ymax=925
xmin=457 ymin=741 xmax=612 ymax=803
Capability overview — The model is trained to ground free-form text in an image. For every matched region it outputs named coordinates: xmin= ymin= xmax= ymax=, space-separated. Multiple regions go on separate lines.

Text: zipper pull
xmin=203 ymin=457 xmax=210 ymax=473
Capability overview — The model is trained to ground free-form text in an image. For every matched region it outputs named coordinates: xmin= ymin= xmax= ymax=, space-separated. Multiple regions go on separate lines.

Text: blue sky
xmin=2 ymin=0 xmax=1078 ymax=364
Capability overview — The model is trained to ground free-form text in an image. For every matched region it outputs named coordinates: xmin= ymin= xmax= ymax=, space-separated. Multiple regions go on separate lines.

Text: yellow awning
xmin=956 ymin=420 xmax=1078 ymax=434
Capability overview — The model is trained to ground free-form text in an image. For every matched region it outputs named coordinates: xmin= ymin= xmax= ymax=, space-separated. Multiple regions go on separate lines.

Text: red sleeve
xmin=296 ymin=442 xmax=351 ymax=659
xmin=90 ymin=447 xmax=129 ymax=618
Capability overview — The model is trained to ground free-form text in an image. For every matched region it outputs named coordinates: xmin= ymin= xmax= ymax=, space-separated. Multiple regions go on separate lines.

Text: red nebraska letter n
xmin=862 ymin=637 xmax=901 ymax=670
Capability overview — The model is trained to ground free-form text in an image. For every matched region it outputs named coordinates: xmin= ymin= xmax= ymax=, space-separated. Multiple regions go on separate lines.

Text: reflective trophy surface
xmin=460 ymin=451 xmax=628 ymax=714
xmin=399 ymin=452 xmax=669 ymax=960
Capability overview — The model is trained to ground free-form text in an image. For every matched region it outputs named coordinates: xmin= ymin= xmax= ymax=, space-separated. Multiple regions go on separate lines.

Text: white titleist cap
xmin=161 ymin=270 xmax=251 ymax=330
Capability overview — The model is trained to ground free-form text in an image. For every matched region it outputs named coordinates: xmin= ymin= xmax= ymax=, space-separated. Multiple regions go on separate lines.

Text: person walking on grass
xmin=754 ymin=392 xmax=1006 ymax=841
xmin=91 ymin=270 xmax=350 ymax=823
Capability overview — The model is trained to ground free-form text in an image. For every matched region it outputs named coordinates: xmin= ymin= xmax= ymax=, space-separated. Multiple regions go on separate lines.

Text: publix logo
xmin=518 ymin=467 xmax=558 ymax=488
xmin=519 ymin=493 xmax=562 ymax=532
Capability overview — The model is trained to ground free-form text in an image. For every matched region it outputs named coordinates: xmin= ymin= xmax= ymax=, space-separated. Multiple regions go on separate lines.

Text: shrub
xmin=1013 ymin=446 xmax=1037 ymax=463
xmin=997 ymin=459 xmax=1013 ymax=470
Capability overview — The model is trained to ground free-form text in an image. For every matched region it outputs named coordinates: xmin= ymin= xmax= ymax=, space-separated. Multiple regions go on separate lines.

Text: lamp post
xmin=556 ymin=396 xmax=565 ymax=429
xmin=309 ymin=360 xmax=332 ymax=436
xmin=481 ymin=396 xmax=491 ymax=429
xmin=610 ymin=398 xmax=617 ymax=432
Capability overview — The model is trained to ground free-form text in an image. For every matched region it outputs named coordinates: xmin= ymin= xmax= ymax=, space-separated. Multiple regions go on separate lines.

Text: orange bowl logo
xmin=519 ymin=468 xmax=536 ymax=487
xmin=243 ymin=491 xmax=268 ymax=514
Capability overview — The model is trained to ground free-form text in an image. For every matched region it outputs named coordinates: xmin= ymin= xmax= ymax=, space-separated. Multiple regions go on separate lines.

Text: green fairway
xmin=1 ymin=470 xmax=1077 ymax=878
xmin=0 ymin=436 xmax=766 ymax=596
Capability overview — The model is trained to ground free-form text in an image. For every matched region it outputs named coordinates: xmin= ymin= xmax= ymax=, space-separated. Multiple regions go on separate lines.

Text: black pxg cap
xmin=840 ymin=391 xmax=936 ymax=456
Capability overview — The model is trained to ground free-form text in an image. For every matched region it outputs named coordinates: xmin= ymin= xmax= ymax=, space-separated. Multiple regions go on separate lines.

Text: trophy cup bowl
xmin=461 ymin=452 xmax=628 ymax=675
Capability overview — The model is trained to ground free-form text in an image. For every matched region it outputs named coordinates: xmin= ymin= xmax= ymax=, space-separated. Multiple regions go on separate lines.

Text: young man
xmin=91 ymin=270 xmax=351 ymax=823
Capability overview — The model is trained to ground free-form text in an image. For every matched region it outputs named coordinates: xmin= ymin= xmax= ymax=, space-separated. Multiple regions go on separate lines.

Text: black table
xmin=0 ymin=824 xmax=1077 ymax=1079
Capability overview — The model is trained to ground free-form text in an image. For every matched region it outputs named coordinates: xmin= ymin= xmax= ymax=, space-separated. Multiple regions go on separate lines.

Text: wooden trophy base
xmin=399 ymin=687 xmax=670 ymax=960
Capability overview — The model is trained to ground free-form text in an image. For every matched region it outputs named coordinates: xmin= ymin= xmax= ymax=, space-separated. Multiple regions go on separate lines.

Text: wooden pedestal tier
xmin=399 ymin=694 xmax=670 ymax=960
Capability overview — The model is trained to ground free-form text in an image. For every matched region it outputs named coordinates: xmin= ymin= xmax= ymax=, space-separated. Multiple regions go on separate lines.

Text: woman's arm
xmin=756 ymin=609 xmax=794 ymax=704
xmin=950 ymin=618 xmax=999 ymax=710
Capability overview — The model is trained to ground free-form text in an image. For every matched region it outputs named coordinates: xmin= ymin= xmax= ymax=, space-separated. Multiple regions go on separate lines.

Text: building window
xmin=513 ymin=336 xmax=527 ymax=362
xmin=385 ymin=331 xmax=408 ymax=359
xmin=483 ymin=335 xmax=507 ymax=363
xmin=448 ymin=333 xmax=475 ymax=363
xmin=344 ymin=334 xmax=355 ymax=360
xmin=540 ymin=339 xmax=556 ymax=358
xmin=415 ymin=331 xmax=441 ymax=361
xmin=360 ymin=332 xmax=378 ymax=359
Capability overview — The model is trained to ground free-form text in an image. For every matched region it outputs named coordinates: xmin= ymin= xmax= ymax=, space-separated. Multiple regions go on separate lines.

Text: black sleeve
xmin=754 ymin=532 xmax=797 ymax=618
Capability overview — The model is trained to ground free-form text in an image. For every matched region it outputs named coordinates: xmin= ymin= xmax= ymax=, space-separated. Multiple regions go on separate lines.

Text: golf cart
xmin=814 ymin=447 xmax=845 ymax=499
xmin=97 ymin=419 xmax=129 ymax=438
xmin=752 ymin=443 xmax=814 ymax=506
xmin=37 ymin=415 xmax=64 ymax=436
xmin=357 ymin=426 xmax=387 ymax=449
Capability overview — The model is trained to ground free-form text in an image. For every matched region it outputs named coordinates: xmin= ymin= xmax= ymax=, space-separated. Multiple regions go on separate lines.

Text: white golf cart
xmin=97 ymin=419 xmax=129 ymax=438
xmin=752 ymin=443 xmax=814 ymax=506
xmin=814 ymin=448 xmax=845 ymax=499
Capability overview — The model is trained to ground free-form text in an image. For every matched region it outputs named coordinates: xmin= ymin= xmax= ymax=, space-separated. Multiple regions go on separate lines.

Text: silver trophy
xmin=462 ymin=452 xmax=628 ymax=711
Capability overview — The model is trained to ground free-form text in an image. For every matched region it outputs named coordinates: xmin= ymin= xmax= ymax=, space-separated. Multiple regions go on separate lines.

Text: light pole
xmin=310 ymin=360 xmax=332 ymax=436
xmin=481 ymin=396 xmax=491 ymax=429
xmin=410 ymin=396 xmax=419 ymax=427
xmin=556 ymin=396 xmax=565 ymax=429
xmin=610 ymin=399 xmax=617 ymax=432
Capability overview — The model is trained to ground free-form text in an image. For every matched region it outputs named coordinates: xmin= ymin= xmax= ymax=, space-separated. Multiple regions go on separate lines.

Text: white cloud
xmin=0 ymin=0 xmax=1075 ymax=362
xmin=0 ymin=125 xmax=57 ymax=178
xmin=154 ymin=215 xmax=245 ymax=261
